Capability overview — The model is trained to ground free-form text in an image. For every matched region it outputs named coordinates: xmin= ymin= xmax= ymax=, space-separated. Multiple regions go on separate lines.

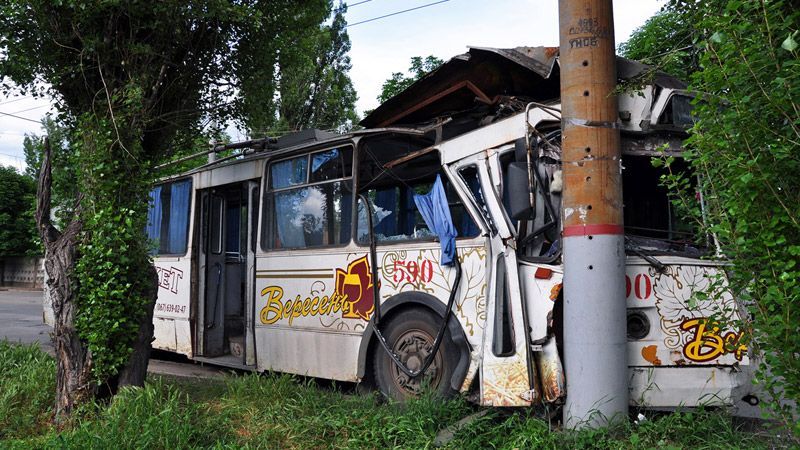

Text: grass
xmin=0 ymin=340 xmax=786 ymax=449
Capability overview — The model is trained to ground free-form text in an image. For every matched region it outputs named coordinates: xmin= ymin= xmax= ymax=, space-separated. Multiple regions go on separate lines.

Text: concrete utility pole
xmin=558 ymin=0 xmax=628 ymax=428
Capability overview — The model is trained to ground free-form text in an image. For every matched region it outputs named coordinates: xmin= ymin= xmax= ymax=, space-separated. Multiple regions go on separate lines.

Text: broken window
xmin=622 ymin=155 xmax=703 ymax=254
xmin=356 ymin=139 xmax=478 ymax=244
xmin=656 ymin=93 xmax=695 ymax=129
xmin=262 ymin=147 xmax=354 ymax=250
xmin=496 ymin=136 xmax=562 ymax=260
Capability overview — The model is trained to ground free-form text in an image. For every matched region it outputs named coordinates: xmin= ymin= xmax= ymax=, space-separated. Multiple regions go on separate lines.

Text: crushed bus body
xmin=136 ymin=46 xmax=754 ymax=410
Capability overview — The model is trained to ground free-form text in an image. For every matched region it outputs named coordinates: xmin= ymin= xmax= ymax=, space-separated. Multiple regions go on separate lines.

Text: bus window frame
xmin=261 ymin=144 xmax=356 ymax=252
xmin=352 ymin=148 xmax=483 ymax=249
xmin=149 ymin=176 xmax=193 ymax=258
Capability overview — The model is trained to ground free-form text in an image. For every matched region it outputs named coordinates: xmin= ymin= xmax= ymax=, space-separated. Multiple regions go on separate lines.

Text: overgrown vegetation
xmin=0 ymin=341 xmax=779 ymax=449
xmin=621 ymin=0 xmax=800 ymax=432
xmin=0 ymin=342 xmax=55 ymax=440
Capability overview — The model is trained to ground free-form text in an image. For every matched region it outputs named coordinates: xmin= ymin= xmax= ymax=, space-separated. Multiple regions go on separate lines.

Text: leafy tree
xmin=633 ymin=0 xmax=800 ymax=432
xmin=683 ymin=0 xmax=799 ymax=431
xmin=617 ymin=9 xmax=699 ymax=80
xmin=0 ymin=165 xmax=37 ymax=257
xmin=377 ymin=55 xmax=443 ymax=104
xmin=0 ymin=0 xmax=337 ymax=419
xmin=232 ymin=1 xmax=357 ymax=138
xmin=273 ymin=3 xmax=358 ymax=134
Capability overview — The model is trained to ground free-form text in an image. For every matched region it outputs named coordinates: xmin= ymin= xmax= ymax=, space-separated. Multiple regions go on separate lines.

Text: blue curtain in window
xmin=374 ymin=188 xmax=397 ymax=235
xmin=271 ymin=158 xmax=306 ymax=248
xmin=414 ymin=175 xmax=458 ymax=266
xmin=146 ymin=186 xmax=162 ymax=254
xmin=274 ymin=190 xmax=305 ymax=248
xmin=271 ymin=160 xmax=305 ymax=248
xmin=271 ymin=157 xmax=307 ymax=189
xmin=167 ymin=180 xmax=191 ymax=254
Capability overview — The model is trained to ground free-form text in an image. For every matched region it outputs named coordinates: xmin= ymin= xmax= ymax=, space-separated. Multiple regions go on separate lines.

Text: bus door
xmin=451 ymin=152 xmax=537 ymax=406
xmin=244 ymin=180 xmax=259 ymax=366
xmin=201 ymin=190 xmax=226 ymax=356
xmin=198 ymin=182 xmax=255 ymax=365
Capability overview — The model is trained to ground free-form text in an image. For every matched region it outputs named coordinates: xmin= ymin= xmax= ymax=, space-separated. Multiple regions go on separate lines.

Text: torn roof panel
xmin=361 ymin=45 xmax=687 ymax=128
xmin=468 ymin=46 xmax=560 ymax=79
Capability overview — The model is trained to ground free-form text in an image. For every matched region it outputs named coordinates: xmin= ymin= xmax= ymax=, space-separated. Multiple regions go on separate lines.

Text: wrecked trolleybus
xmin=139 ymin=45 xmax=757 ymax=408
xmin=143 ymin=87 xmax=753 ymax=409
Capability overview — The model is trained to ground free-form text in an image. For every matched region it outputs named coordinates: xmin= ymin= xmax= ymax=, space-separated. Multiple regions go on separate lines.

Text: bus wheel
xmin=373 ymin=308 xmax=459 ymax=401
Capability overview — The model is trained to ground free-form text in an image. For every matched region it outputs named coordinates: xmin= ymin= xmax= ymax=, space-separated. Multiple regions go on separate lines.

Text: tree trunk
xmin=36 ymin=138 xmax=95 ymax=421
xmin=38 ymin=138 xmax=161 ymax=417
xmin=116 ymin=265 xmax=158 ymax=388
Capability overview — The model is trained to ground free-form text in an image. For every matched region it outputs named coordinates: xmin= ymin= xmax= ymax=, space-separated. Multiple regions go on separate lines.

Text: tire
xmin=373 ymin=308 xmax=461 ymax=401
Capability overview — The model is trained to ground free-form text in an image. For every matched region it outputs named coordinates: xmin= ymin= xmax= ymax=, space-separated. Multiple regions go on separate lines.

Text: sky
xmin=0 ymin=0 xmax=663 ymax=171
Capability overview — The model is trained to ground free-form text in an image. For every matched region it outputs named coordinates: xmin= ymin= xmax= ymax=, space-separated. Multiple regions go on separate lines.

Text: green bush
xmin=622 ymin=0 xmax=800 ymax=433
xmin=677 ymin=0 xmax=799 ymax=431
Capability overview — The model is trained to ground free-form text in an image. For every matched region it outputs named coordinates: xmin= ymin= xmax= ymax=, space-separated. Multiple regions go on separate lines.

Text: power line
xmin=0 ymin=152 xmax=25 ymax=161
xmin=346 ymin=0 xmax=450 ymax=28
xmin=0 ymin=96 xmax=32 ymax=107
xmin=348 ymin=0 xmax=374 ymax=7
xmin=8 ymin=104 xmax=50 ymax=115
xmin=0 ymin=110 xmax=41 ymax=124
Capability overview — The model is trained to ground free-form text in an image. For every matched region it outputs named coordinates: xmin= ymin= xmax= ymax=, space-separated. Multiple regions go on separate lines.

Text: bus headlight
xmin=627 ymin=311 xmax=650 ymax=340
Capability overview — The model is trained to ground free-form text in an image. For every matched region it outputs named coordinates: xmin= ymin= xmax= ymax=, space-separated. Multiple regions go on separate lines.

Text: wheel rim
xmin=388 ymin=327 xmax=443 ymax=396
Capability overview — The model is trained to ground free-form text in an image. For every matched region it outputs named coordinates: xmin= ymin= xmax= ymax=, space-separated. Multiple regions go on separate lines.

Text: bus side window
xmin=355 ymin=149 xmax=479 ymax=243
xmin=146 ymin=179 xmax=192 ymax=255
xmin=250 ymin=186 xmax=259 ymax=253
xmin=263 ymin=147 xmax=353 ymax=250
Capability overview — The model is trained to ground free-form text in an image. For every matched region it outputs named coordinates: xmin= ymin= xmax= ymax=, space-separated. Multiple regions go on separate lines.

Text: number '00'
xmin=625 ymin=274 xmax=652 ymax=300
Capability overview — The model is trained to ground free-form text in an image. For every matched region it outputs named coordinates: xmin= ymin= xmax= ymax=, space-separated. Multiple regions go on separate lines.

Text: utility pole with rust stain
xmin=558 ymin=0 xmax=628 ymax=428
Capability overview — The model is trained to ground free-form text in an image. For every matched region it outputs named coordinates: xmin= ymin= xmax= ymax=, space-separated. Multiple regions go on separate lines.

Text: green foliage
xmin=0 ymin=343 xmax=776 ymax=448
xmin=377 ymin=55 xmax=444 ymax=104
xmin=628 ymin=0 xmax=800 ymax=431
xmin=69 ymin=111 xmax=155 ymax=382
xmin=271 ymin=2 xmax=359 ymax=135
xmin=618 ymin=9 xmax=699 ymax=80
xmin=1 ymin=0 xmax=352 ymax=388
xmin=635 ymin=0 xmax=800 ymax=431
xmin=0 ymin=165 xmax=38 ymax=257
xmin=0 ymin=341 xmax=56 ymax=440
xmin=1 ymin=1 xmax=256 ymax=383
xmin=50 ymin=380 xmax=220 ymax=449
xmin=679 ymin=0 xmax=800 ymax=430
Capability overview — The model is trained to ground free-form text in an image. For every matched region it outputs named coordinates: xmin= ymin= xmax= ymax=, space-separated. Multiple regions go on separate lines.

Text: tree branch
xmin=36 ymin=138 xmax=60 ymax=246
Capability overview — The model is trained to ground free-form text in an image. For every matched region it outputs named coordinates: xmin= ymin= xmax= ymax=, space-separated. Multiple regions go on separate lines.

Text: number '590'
xmin=393 ymin=259 xmax=434 ymax=283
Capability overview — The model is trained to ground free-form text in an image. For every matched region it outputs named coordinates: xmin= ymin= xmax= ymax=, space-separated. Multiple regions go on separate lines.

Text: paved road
xmin=0 ymin=288 xmax=223 ymax=378
xmin=0 ymin=289 xmax=53 ymax=353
